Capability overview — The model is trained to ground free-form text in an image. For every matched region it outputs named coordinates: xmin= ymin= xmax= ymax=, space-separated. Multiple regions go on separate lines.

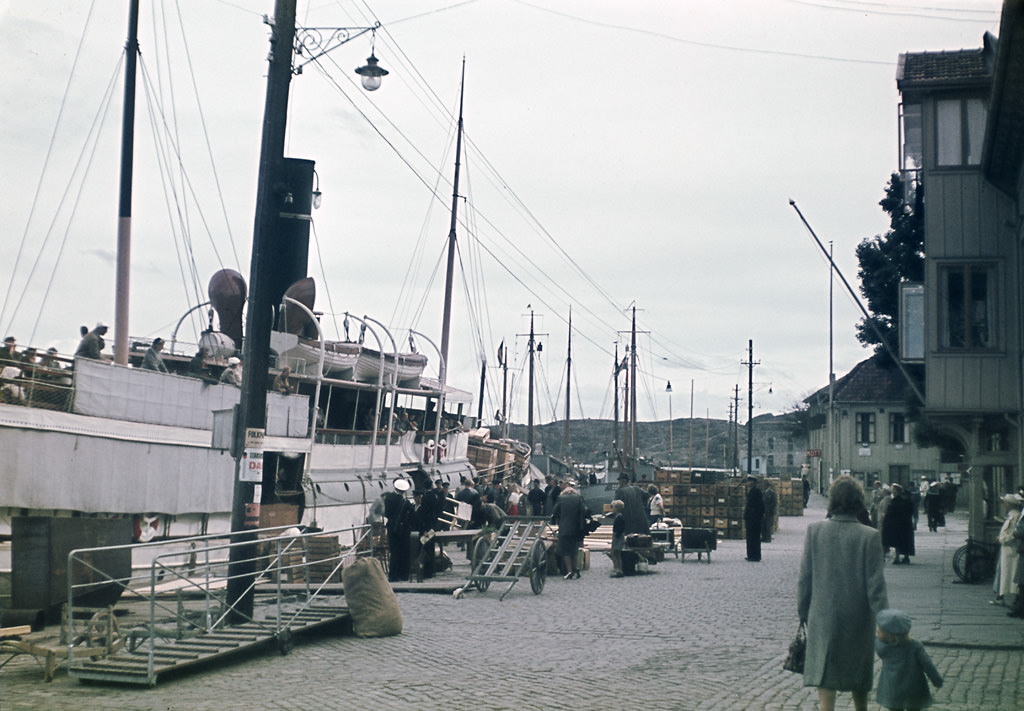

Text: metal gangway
xmin=65 ymin=524 xmax=373 ymax=685
xmin=454 ymin=517 xmax=551 ymax=601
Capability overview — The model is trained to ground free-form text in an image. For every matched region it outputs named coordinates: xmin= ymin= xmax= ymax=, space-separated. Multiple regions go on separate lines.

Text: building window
xmin=889 ymin=413 xmax=908 ymax=444
xmin=900 ymin=102 xmax=923 ymax=170
xmin=936 ymin=97 xmax=986 ymax=166
xmin=855 ymin=413 xmax=876 ymax=444
xmin=889 ymin=465 xmax=910 ymax=486
xmin=768 ymin=437 xmax=775 ymax=451
xmin=787 ymin=453 xmax=794 ymax=467
xmin=941 ymin=264 xmax=996 ymax=349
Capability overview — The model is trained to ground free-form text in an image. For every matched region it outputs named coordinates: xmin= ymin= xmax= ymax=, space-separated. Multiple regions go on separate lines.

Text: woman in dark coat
xmin=550 ymin=484 xmax=587 ymax=579
xmin=882 ymin=484 xmax=916 ymax=564
xmin=798 ymin=476 xmax=889 ymax=711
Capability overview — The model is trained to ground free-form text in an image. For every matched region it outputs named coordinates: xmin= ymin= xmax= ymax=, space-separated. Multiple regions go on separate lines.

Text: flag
xmin=497 ymin=340 xmax=505 ymax=365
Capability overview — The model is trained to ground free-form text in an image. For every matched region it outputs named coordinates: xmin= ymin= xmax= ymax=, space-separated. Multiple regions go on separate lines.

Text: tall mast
xmin=612 ymin=343 xmax=620 ymax=472
xmin=528 ymin=310 xmax=536 ymax=453
xmin=563 ymin=308 xmax=572 ymax=458
xmin=113 ymin=0 xmax=140 ymax=365
xmin=438 ymin=61 xmax=466 ymax=391
xmin=629 ymin=306 xmax=638 ymax=467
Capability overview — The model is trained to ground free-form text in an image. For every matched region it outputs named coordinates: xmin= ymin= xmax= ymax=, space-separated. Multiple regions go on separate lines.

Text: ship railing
xmin=0 ymin=363 xmax=74 ymax=411
xmin=314 ymin=427 xmax=403 ymax=446
xmin=66 ymin=523 xmax=375 ymax=684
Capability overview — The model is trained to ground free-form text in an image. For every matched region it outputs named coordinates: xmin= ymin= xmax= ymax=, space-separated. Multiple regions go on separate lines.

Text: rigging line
xmin=1 ymin=0 xmax=100 ymax=335
xmin=138 ymin=60 xmax=233 ymax=317
xmin=29 ymin=73 xmax=122 ymax=344
xmin=173 ymin=0 xmax=241 ymax=270
xmin=139 ymin=64 xmax=202 ymax=335
xmin=458 ymin=140 xmax=622 ymax=312
xmin=308 ymin=54 xmax=623 ymax=343
xmin=513 ymin=0 xmax=893 ymax=66
xmin=781 ymin=0 xmax=998 ymax=22
xmin=308 ymin=220 xmax=343 ymax=341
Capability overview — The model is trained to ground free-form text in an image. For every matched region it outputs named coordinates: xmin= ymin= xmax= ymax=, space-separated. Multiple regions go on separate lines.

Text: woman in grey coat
xmin=798 ymin=476 xmax=889 ymax=711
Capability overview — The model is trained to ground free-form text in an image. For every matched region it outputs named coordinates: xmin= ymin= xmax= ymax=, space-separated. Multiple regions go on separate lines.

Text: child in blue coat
xmin=875 ymin=609 xmax=943 ymax=710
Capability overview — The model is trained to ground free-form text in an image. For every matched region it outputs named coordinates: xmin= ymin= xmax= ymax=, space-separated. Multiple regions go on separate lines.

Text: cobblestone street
xmin=2 ymin=492 xmax=1021 ymax=710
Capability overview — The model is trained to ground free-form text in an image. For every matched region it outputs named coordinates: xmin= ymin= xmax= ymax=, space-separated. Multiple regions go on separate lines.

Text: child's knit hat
xmin=877 ymin=609 xmax=912 ymax=635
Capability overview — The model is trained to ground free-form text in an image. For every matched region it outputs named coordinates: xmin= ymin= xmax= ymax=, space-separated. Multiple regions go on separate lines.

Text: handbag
xmin=782 ymin=621 xmax=807 ymax=674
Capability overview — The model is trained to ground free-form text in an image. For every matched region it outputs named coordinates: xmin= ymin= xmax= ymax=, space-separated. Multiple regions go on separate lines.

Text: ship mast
xmin=438 ymin=61 xmax=466 ymax=392
xmin=562 ymin=307 xmax=572 ymax=459
xmin=113 ymin=0 xmax=140 ymax=365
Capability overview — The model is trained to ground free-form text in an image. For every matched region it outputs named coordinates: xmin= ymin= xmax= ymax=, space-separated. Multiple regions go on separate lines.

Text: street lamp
xmin=355 ymin=54 xmax=388 ymax=91
xmin=666 ymin=381 xmax=673 ymax=465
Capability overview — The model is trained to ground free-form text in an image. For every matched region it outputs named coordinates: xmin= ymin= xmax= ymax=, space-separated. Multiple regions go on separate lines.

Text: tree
xmin=855 ymin=172 xmax=924 ymax=357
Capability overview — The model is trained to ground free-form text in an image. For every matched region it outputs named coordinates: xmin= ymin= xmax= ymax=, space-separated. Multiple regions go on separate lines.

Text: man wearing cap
xmin=527 ymin=479 xmax=546 ymax=516
xmin=75 ymin=322 xmax=108 ymax=361
xmin=384 ymin=479 xmax=415 ymax=582
xmin=141 ymin=337 xmax=169 ymax=373
xmin=219 ymin=356 xmax=243 ymax=386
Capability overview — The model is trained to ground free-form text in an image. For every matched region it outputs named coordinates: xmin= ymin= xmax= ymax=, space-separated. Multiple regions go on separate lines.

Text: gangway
xmin=454 ymin=516 xmax=550 ymax=601
xmin=64 ymin=524 xmax=372 ymax=685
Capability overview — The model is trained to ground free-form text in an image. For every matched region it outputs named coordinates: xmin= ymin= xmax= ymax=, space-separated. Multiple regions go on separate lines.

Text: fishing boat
xmin=0 ymin=0 xmax=480 ymax=611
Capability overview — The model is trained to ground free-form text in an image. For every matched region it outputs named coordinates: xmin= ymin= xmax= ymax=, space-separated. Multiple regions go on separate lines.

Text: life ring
xmin=424 ymin=439 xmax=436 ymax=463
xmin=437 ymin=439 xmax=448 ymax=462
xmin=133 ymin=515 xmax=160 ymax=543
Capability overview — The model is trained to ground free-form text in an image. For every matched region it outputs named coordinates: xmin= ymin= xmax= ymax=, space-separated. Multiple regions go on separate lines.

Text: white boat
xmin=0 ymin=0 xmax=480 ymax=606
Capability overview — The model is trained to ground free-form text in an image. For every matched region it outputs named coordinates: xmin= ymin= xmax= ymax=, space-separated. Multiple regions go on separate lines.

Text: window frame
xmin=939 ymin=262 xmax=998 ymax=351
xmin=935 ymin=96 xmax=987 ymax=167
xmin=855 ymin=412 xmax=876 ymax=445
xmin=889 ymin=412 xmax=908 ymax=444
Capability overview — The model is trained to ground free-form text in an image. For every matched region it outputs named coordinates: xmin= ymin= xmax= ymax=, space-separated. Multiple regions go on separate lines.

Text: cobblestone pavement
xmin=1 ymin=493 xmax=1021 ymax=710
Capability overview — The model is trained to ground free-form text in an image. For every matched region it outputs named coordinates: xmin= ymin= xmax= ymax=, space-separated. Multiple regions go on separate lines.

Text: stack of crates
xmin=775 ymin=477 xmax=804 ymax=516
xmin=655 ymin=473 xmax=749 ymax=540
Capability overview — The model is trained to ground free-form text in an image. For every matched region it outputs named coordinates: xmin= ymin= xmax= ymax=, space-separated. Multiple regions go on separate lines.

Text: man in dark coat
xmin=384 ymin=480 xmax=415 ymax=582
xmin=615 ymin=474 xmax=650 ymax=535
xmin=744 ymin=476 xmax=765 ymax=562
xmin=526 ymin=479 xmax=546 ymax=516
xmin=882 ymin=484 xmax=915 ymax=564
xmin=550 ymin=484 xmax=587 ymax=579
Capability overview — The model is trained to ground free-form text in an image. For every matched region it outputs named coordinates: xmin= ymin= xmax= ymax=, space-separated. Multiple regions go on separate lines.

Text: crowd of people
xmin=863 ymin=475 xmax=962 ymax=567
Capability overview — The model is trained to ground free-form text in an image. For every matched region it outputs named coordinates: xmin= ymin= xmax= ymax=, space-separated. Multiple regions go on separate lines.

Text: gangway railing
xmin=66 ymin=524 xmax=374 ymax=684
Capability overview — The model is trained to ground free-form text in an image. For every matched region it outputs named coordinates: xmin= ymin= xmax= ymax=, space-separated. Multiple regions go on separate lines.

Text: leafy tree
xmin=855 ymin=172 xmax=924 ymax=356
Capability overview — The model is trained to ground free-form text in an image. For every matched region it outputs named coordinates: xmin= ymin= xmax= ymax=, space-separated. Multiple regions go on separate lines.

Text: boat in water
xmin=0 ymin=0 xmax=483 ymax=611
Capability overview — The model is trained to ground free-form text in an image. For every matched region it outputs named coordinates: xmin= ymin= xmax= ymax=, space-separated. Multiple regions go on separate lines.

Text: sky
xmin=0 ymin=0 xmax=1005 ymax=433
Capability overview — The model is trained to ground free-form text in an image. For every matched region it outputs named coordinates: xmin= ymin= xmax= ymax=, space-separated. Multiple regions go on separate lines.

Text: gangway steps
xmin=70 ymin=602 xmax=349 ymax=685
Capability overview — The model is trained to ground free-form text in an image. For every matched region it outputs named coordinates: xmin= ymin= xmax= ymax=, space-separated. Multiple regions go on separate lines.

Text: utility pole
xmin=742 ymin=340 xmax=760 ymax=475
xmin=732 ymin=385 xmax=741 ymax=473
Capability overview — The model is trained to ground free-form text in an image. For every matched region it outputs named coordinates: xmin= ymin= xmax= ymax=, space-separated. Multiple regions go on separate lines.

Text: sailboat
xmin=0 ymin=0 xmax=480 ymax=603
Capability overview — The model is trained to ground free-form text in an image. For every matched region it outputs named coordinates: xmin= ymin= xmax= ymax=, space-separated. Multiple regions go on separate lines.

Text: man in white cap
xmin=74 ymin=322 xmax=108 ymax=360
xmin=219 ymin=356 xmax=243 ymax=386
xmin=383 ymin=478 xmax=415 ymax=582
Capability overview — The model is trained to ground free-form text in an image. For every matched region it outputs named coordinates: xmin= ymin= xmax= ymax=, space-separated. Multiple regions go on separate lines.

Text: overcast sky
xmin=0 ymin=0 xmax=1004 ymax=431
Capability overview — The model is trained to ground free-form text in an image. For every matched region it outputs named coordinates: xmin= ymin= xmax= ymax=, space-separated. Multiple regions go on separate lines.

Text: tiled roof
xmin=897 ymin=41 xmax=993 ymax=90
xmin=806 ymin=355 xmax=915 ymax=405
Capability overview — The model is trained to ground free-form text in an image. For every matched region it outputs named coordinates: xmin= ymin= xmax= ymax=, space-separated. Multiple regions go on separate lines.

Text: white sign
xmin=244 ymin=427 xmax=265 ymax=450
xmin=240 ymin=449 xmax=263 ymax=483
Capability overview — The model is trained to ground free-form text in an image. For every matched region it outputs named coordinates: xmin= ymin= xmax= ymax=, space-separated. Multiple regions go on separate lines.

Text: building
xmin=743 ymin=412 xmax=808 ymax=478
xmin=804 ymin=356 xmax=948 ymax=493
xmin=895 ymin=2 xmax=1024 ymax=540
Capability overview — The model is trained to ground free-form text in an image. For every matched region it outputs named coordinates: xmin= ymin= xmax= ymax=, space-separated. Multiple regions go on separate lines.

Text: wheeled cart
xmin=453 ymin=517 xmax=551 ymax=601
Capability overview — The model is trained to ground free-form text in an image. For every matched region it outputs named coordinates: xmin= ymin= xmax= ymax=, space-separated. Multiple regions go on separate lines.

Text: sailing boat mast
xmin=562 ymin=308 xmax=571 ymax=458
xmin=438 ymin=61 xmax=466 ymax=392
xmin=629 ymin=306 xmax=638 ymax=467
xmin=113 ymin=0 xmax=140 ymax=365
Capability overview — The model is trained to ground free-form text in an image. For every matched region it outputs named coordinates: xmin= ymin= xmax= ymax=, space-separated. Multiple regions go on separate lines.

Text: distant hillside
xmin=504 ymin=418 xmax=738 ymax=468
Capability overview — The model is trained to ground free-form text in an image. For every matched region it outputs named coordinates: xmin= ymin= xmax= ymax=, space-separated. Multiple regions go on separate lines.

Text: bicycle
xmin=952 ymin=538 xmax=999 ymax=583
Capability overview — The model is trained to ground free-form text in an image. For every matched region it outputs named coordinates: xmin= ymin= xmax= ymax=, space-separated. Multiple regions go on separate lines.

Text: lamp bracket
xmin=293 ymin=23 xmax=380 ymax=75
